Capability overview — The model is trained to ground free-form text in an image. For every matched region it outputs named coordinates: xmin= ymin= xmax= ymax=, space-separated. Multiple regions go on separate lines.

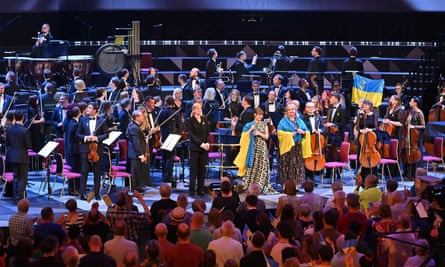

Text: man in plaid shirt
xmin=8 ymin=199 xmax=35 ymax=255
xmin=106 ymin=191 xmax=151 ymax=242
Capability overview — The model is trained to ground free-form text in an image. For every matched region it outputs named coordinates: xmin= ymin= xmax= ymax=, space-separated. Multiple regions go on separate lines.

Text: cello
xmin=358 ymin=113 xmax=381 ymax=168
xmin=304 ymin=112 xmax=326 ymax=172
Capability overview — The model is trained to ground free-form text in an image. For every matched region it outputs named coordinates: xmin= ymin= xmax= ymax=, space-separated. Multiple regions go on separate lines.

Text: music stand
xmin=38 ymin=141 xmax=59 ymax=199
xmin=103 ymin=131 xmax=122 ymax=147
xmin=161 ymin=134 xmax=182 ymax=152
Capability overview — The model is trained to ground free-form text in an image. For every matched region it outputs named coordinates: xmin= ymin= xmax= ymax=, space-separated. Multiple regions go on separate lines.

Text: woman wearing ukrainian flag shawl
xmin=234 ymin=108 xmax=277 ymax=194
xmin=277 ymin=102 xmax=310 ymax=185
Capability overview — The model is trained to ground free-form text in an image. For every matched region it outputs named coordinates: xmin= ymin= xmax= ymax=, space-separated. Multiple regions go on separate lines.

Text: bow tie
xmin=253 ymin=93 xmax=259 ymax=96
xmin=89 ymin=117 xmax=96 ymax=120
xmin=269 ymin=102 xmax=274 ymax=105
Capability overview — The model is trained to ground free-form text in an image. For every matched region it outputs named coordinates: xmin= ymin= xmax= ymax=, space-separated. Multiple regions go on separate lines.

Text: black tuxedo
xmin=327 ymin=104 xmax=347 ymax=133
xmin=51 ymin=105 xmax=66 ymax=138
xmin=4 ymin=82 xmax=19 ymax=97
xmin=118 ymin=109 xmax=132 ymax=139
xmin=303 ymin=113 xmax=325 ymax=133
xmin=6 ymin=122 xmax=32 ymax=199
xmin=215 ymin=88 xmax=229 ymax=108
xmin=296 ymin=88 xmax=314 ymax=113
xmin=205 ymin=59 xmax=219 ymax=88
xmin=187 ymin=115 xmax=210 ymax=194
xmin=235 ymin=106 xmax=254 ymax=136
xmin=248 ymin=92 xmax=267 ymax=109
xmin=76 ymin=116 xmax=109 ymax=196
xmin=261 ymin=100 xmax=283 ymax=127
xmin=307 ymin=55 xmax=326 ymax=90
xmin=186 ymin=77 xmax=206 ymax=91
xmin=158 ymin=106 xmax=182 ymax=182
xmin=127 ymin=121 xmax=150 ymax=188
xmin=107 ymin=89 xmax=121 ymax=103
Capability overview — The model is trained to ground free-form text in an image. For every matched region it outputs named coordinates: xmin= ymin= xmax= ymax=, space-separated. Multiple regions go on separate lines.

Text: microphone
xmin=153 ymin=24 xmax=163 ymax=28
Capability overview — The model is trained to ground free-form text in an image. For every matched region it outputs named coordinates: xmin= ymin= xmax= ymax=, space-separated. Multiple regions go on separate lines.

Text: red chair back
xmin=118 ymin=139 xmax=128 ymax=161
xmin=389 ymin=139 xmax=399 ymax=160
xmin=434 ymin=137 xmax=444 ymax=157
xmin=55 ymin=138 xmax=65 ymax=157
xmin=339 ymin=142 xmax=350 ymax=162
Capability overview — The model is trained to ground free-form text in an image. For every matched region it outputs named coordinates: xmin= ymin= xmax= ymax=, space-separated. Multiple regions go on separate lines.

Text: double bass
xmin=401 ymin=125 xmax=422 ymax=165
xmin=304 ymin=112 xmax=326 ymax=172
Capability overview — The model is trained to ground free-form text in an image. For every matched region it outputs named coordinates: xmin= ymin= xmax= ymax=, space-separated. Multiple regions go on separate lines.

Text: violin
xmin=358 ymin=113 xmax=381 ymax=168
xmin=401 ymin=124 xmax=422 ymax=164
xmin=304 ymin=116 xmax=326 ymax=171
xmin=88 ymin=143 xmax=100 ymax=162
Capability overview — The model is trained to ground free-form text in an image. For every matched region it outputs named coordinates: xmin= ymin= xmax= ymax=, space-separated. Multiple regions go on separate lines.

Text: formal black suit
xmin=247 ymin=92 xmax=267 ymax=109
xmin=4 ymin=82 xmax=19 ymax=97
xmin=6 ymin=122 xmax=32 ymax=199
xmin=158 ymin=106 xmax=182 ymax=183
xmin=215 ymin=88 xmax=229 ymax=108
xmin=76 ymin=116 xmax=109 ymax=198
xmin=186 ymin=77 xmax=206 ymax=91
xmin=235 ymin=106 xmax=254 ymax=136
xmin=68 ymin=77 xmax=81 ymax=99
xmin=342 ymin=56 xmax=364 ymax=90
xmin=295 ymin=88 xmax=314 ymax=113
xmin=307 ymin=55 xmax=326 ymax=90
xmin=65 ymin=117 xmax=81 ymax=192
xmin=187 ymin=115 xmax=209 ymax=195
xmin=51 ymin=105 xmax=65 ymax=138
xmin=127 ymin=121 xmax=150 ymax=189
xmin=118 ymin=109 xmax=131 ymax=139
xmin=303 ymin=112 xmax=325 ymax=133
xmin=205 ymin=58 xmax=219 ymax=88
xmin=261 ymin=100 xmax=283 ymax=128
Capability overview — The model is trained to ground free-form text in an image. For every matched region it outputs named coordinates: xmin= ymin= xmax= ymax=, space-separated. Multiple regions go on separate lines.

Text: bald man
xmin=189 ymin=212 xmax=212 ymax=251
xmin=154 ymin=223 xmax=175 ymax=263
xmin=79 ymin=235 xmax=116 ymax=267
xmin=167 ymin=223 xmax=203 ymax=267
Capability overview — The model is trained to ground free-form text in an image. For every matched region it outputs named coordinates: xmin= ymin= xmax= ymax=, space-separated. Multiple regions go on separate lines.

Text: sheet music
xmin=38 ymin=141 xmax=59 ymax=158
xmin=160 ymin=134 xmax=182 ymax=152
xmin=103 ymin=131 xmax=122 ymax=146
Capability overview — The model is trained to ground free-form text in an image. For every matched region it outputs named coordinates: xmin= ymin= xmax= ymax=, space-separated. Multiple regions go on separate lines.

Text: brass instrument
xmin=128 ymin=21 xmax=141 ymax=85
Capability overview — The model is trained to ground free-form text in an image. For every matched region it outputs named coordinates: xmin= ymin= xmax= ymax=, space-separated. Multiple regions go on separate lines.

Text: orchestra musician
xmin=64 ymin=106 xmax=81 ymax=194
xmin=118 ymin=98 xmax=132 ymax=139
xmin=395 ymin=82 xmax=410 ymax=110
xmin=354 ymin=99 xmax=378 ymax=178
xmin=186 ymin=67 xmax=205 ymax=91
xmin=76 ymin=102 xmax=109 ymax=200
xmin=303 ymin=101 xmax=325 ymax=181
xmin=223 ymin=89 xmax=243 ymax=120
xmin=342 ymin=46 xmax=364 ymax=115
xmin=306 ymin=46 xmax=326 ymax=92
xmin=233 ymin=50 xmax=257 ymax=94
xmin=67 ymin=68 xmax=82 ymax=99
xmin=403 ymin=97 xmax=425 ymax=180
xmin=205 ymin=48 xmax=224 ymax=89
xmin=71 ymin=79 xmax=89 ymax=103
xmin=6 ymin=110 xmax=32 ymax=200
xmin=143 ymin=75 xmax=162 ymax=98
xmin=187 ymin=103 xmax=210 ymax=196
xmin=296 ymin=78 xmax=314 ymax=114
xmin=27 ymin=95 xmax=45 ymax=165
xmin=158 ymin=96 xmax=183 ymax=187
xmin=380 ymin=95 xmax=405 ymax=145
xmin=270 ymin=45 xmax=292 ymax=86
xmin=34 ymin=23 xmax=53 ymax=47
xmin=51 ymin=92 xmax=69 ymax=138
xmin=233 ymin=95 xmax=255 ymax=136
xmin=0 ymin=83 xmax=13 ymax=118
xmin=271 ymin=74 xmax=287 ymax=104
xmin=247 ymin=80 xmax=267 ymax=109
xmin=131 ymin=88 xmax=145 ymax=111
xmin=277 ymin=102 xmax=308 ymax=185
xmin=107 ymin=77 xmax=121 ymax=102
xmin=262 ymin=90 xmax=284 ymax=129
xmin=178 ymin=74 xmax=193 ymax=101
xmin=4 ymin=71 xmax=20 ymax=97
xmin=117 ymin=68 xmax=130 ymax=91
xmin=203 ymin=87 xmax=219 ymax=132
xmin=215 ymin=79 xmax=228 ymax=109
xmin=148 ymin=67 xmax=162 ymax=89
xmin=127 ymin=110 xmax=151 ymax=191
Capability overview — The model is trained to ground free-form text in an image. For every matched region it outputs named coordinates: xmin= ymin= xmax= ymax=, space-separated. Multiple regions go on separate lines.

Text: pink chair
xmin=379 ymin=139 xmax=403 ymax=183
xmin=101 ymin=148 xmax=132 ymax=193
xmin=324 ymin=142 xmax=352 ymax=185
xmin=423 ymin=137 xmax=444 ymax=173
xmin=0 ymin=156 xmax=14 ymax=199
xmin=52 ymin=153 xmax=81 ymax=197
xmin=344 ymin=131 xmax=358 ymax=169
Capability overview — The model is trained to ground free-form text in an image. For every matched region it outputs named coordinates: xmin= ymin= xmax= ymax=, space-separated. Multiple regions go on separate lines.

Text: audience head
xmin=220 ymin=180 xmax=232 ymax=194
xmin=283 ymin=257 xmax=300 ymax=267
xmin=88 ymin=235 xmax=102 ymax=252
xmin=386 ymin=180 xmax=398 ymax=193
xmin=346 ymin=193 xmax=360 ymax=209
xmin=191 ymin=212 xmax=205 ymax=228
xmin=282 ymin=247 xmax=298 ymax=264
xmin=220 ymin=220 xmax=235 ymax=237
xmin=318 ymin=245 xmax=334 ymax=262
xmin=154 ymin=223 xmax=168 ymax=239
xmin=245 ymin=194 xmax=258 ymax=208
xmin=17 ymin=199 xmax=30 ymax=213
xmin=247 ymin=183 xmax=261 ymax=196
xmin=145 ymin=239 xmax=160 ymax=261
xmin=414 ymin=239 xmax=430 ymax=256
xmin=113 ymin=220 xmax=127 ymax=236
xmin=123 ymin=251 xmax=138 ymax=267
xmin=283 ymin=180 xmax=297 ymax=196
xmin=62 ymin=246 xmax=79 ymax=267
xmin=203 ymin=249 xmax=217 ymax=267
xmin=159 ymin=183 xmax=172 ymax=198
xmin=116 ymin=191 xmax=127 ymax=207
xmin=332 ymin=181 xmax=343 ymax=192
xmin=251 ymin=231 xmax=266 ymax=248
xmin=177 ymin=193 xmax=188 ymax=209
xmin=302 ymin=180 xmax=315 ymax=193
xmin=224 ymin=259 xmax=239 ymax=267
xmin=65 ymin=199 xmax=78 ymax=212
xmin=191 ymin=199 xmax=206 ymax=213
xmin=39 ymin=235 xmax=58 ymax=254
xmin=176 ymin=223 xmax=191 ymax=241
xmin=41 ymin=207 xmax=54 ymax=221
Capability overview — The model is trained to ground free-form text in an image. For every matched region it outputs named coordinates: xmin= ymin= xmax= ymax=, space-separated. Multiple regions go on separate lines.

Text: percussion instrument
xmin=4 ymin=56 xmax=32 ymax=79
xmin=57 ymin=55 xmax=94 ymax=81
xmin=95 ymin=43 xmax=127 ymax=77
xmin=29 ymin=57 xmax=58 ymax=82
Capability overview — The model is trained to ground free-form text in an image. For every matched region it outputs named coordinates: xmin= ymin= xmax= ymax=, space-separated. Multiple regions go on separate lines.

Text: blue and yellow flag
xmin=352 ymin=74 xmax=384 ymax=107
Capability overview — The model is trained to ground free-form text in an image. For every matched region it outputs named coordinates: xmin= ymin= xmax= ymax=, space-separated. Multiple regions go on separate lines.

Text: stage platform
xmin=0 ymin=163 xmax=443 ymax=228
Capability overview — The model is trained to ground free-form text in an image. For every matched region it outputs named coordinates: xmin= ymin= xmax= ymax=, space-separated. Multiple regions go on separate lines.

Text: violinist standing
xmin=354 ymin=99 xmax=378 ymax=179
xmin=76 ymin=102 xmax=109 ymax=200
xmin=6 ymin=111 xmax=32 ymax=200
xmin=158 ymin=96 xmax=182 ymax=187
xmin=127 ymin=110 xmax=151 ymax=191
xmin=303 ymin=102 xmax=325 ymax=182
xmin=403 ymin=97 xmax=425 ymax=180
xmin=187 ymin=103 xmax=210 ymax=196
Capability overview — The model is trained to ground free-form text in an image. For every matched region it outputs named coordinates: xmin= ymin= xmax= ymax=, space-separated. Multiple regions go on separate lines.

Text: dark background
xmin=0 ymin=0 xmax=444 ymax=47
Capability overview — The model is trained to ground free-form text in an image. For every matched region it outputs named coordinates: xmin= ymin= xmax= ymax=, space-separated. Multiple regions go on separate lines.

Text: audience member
xmin=140 ymin=240 xmax=164 ymax=267
xmin=8 ymin=199 xmax=34 ymax=257
xmin=33 ymin=236 xmax=64 ymax=267
xmin=336 ymin=193 xmax=367 ymax=240
xmin=190 ymin=212 xmax=212 ymax=251
xmin=104 ymin=221 xmax=139 ymax=266
xmin=167 ymin=223 xmax=203 ymax=267
xmin=34 ymin=207 xmax=67 ymax=247
xmin=62 ymin=246 xmax=79 ymax=267
xmin=153 ymin=223 xmax=174 ymax=263
xmin=208 ymin=221 xmax=244 ymax=267
xmin=79 ymin=235 xmax=116 ymax=267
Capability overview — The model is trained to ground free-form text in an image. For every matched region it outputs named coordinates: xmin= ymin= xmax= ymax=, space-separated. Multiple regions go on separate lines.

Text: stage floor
xmin=0 ymin=164 xmax=443 ymax=227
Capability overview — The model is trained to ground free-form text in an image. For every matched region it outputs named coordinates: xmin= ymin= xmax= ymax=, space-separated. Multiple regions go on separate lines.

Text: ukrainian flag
xmin=352 ymin=74 xmax=384 ymax=107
